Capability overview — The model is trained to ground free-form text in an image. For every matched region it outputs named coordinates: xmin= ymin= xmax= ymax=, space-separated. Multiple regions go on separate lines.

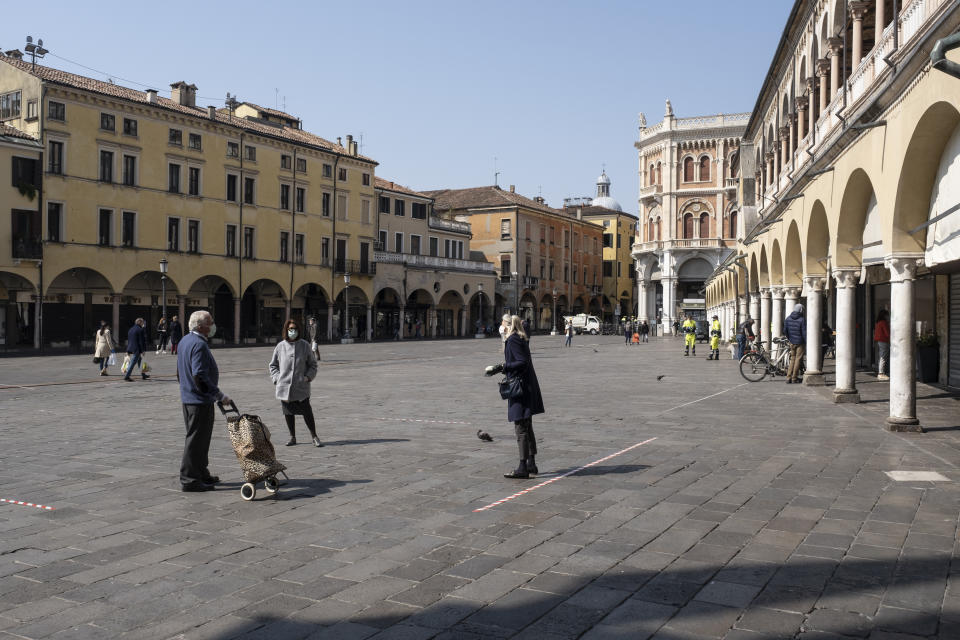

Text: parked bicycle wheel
xmin=739 ymin=352 xmax=769 ymax=382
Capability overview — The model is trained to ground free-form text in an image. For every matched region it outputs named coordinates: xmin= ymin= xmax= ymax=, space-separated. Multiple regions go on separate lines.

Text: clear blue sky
xmin=5 ymin=1 xmax=789 ymax=211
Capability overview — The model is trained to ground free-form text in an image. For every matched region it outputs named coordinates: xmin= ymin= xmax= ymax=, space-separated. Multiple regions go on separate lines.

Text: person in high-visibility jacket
xmin=707 ymin=314 xmax=722 ymax=360
xmin=682 ymin=315 xmax=697 ymax=356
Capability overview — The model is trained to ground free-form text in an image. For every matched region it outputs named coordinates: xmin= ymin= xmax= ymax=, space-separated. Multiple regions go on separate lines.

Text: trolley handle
xmin=217 ymin=399 xmax=240 ymax=416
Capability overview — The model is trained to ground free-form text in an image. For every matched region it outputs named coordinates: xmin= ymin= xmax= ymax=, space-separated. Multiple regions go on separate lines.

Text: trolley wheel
xmin=264 ymin=476 xmax=280 ymax=494
xmin=739 ymin=353 xmax=769 ymax=382
xmin=240 ymin=483 xmax=256 ymax=501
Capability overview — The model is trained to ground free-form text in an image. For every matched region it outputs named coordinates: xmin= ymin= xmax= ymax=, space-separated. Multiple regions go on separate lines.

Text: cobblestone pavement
xmin=0 ymin=335 xmax=958 ymax=639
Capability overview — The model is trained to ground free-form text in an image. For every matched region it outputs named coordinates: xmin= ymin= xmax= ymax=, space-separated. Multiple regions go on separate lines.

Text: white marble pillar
xmin=803 ymin=276 xmax=825 ymax=385
xmin=738 ymin=296 xmax=748 ymax=326
xmin=884 ymin=257 xmax=923 ymax=431
xmin=638 ymin=280 xmax=649 ymax=323
xmin=851 ymin=1 xmax=870 ymax=67
xmin=662 ymin=277 xmax=677 ymax=334
xmin=876 ymin=0 xmax=885 ymax=38
xmin=771 ymin=287 xmax=784 ymax=361
xmin=833 ymin=268 xmax=860 ymax=403
xmin=783 ymin=287 xmax=800 ymax=314
xmin=759 ymin=288 xmax=772 ymax=349
xmin=828 ymin=38 xmax=842 ymax=102
xmin=749 ymin=293 xmax=760 ymax=325
xmin=460 ymin=305 xmax=468 ymax=337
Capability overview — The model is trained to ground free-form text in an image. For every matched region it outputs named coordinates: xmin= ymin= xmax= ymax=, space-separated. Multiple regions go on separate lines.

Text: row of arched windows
xmin=647 ymin=162 xmax=662 ymax=186
xmin=642 ymin=211 xmax=737 ymax=241
xmin=683 ymin=156 xmax=711 ymax=183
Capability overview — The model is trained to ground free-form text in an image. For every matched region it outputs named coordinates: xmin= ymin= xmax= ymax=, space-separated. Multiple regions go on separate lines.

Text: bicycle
xmin=739 ymin=337 xmax=795 ymax=382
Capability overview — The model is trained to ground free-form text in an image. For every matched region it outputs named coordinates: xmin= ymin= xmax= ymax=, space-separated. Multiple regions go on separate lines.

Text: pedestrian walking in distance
xmin=93 ymin=320 xmax=115 ymax=376
xmin=624 ymin=319 xmax=633 ymax=345
xmin=176 ymin=310 xmax=229 ymax=492
xmin=156 ymin=317 xmax=168 ymax=355
xmin=640 ymin=320 xmax=650 ymax=343
xmin=874 ymin=310 xmax=890 ymax=380
xmin=736 ymin=317 xmax=756 ymax=361
xmin=124 ymin=318 xmax=149 ymax=381
xmin=499 ymin=313 xmax=511 ymax=343
xmin=564 ymin=320 xmax=574 ymax=348
xmin=783 ymin=304 xmax=806 ymax=383
xmin=169 ymin=315 xmax=183 ymax=355
xmin=307 ymin=316 xmax=321 ymax=360
xmin=501 ymin=315 xmax=545 ymax=479
xmin=270 ymin=319 xmax=322 ymax=447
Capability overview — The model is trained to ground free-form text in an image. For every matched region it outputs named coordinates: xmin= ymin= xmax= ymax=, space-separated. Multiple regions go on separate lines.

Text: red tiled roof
xmin=374 ymin=177 xmax=430 ymax=198
xmin=0 ymin=56 xmax=376 ymax=164
xmin=423 ymin=185 xmax=559 ymax=215
xmin=0 ymin=122 xmax=39 ymax=143
xmin=576 ymin=205 xmax=639 ymax=219
xmin=239 ymin=102 xmax=299 ymax=122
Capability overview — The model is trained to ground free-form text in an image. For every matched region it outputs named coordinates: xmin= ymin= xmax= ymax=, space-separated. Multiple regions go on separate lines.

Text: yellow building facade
xmin=0 ymin=55 xmax=378 ymax=348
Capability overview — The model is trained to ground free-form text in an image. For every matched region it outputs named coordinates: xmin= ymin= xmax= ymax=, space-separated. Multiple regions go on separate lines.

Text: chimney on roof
xmin=534 ymin=196 xmax=545 ymax=205
xmin=170 ymin=81 xmax=197 ymax=107
xmin=347 ymin=134 xmax=358 ymax=156
xmin=207 ymin=105 xmax=216 ymax=119
xmin=5 ymin=49 xmax=23 ymax=60
xmin=146 ymin=89 xmax=158 ymax=104
xmin=509 ymin=185 xmax=515 ymax=193
xmin=337 ymin=136 xmax=342 ymax=146
xmin=576 ymin=207 xmax=583 ymax=220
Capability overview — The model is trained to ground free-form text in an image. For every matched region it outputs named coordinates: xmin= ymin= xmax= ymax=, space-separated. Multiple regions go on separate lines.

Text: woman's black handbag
xmin=499 ymin=374 xmax=524 ymax=400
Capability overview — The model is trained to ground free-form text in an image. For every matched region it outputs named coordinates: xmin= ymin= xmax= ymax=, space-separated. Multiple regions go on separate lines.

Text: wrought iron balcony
xmin=334 ymin=259 xmax=376 ymax=275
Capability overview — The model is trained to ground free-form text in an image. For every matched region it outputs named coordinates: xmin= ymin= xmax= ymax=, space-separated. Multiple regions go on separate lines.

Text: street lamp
xmin=551 ymin=287 xmax=558 ymax=335
xmin=512 ymin=271 xmax=519 ymax=317
xmin=159 ymin=258 xmax=168 ymax=343
xmin=341 ymin=273 xmax=353 ymax=344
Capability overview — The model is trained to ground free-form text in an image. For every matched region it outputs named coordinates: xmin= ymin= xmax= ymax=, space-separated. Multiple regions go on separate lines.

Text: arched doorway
xmin=519 ymin=292 xmax=538 ymax=329
xmin=676 ymin=257 xmax=713 ymax=322
xmin=293 ymin=283 xmax=329 ymax=343
xmin=334 ymin=285 xmax=370 ymax=341
xmin=374 ymin=287 xmax=402 ymax=339
xmin=405 ymin=289 xmax=434 ymax=338
xmin=187 ymin=276 xmax=236 ymax=343
xmin=437 ymin=290 xmax=464 ymax=337
xmin=122 ymin=271 xmax=181 ymax=347
xmin=0 ymin=272 xmax=36 ymax=348
xmin=46 ymin=268 xmax=114 ymax=347
xmin=242 ymin=279 xmax=287 ymax=343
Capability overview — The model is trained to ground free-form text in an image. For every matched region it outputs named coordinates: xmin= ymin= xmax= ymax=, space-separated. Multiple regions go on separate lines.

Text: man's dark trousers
xmin=181 ymin=403 xmax=214 ymax=485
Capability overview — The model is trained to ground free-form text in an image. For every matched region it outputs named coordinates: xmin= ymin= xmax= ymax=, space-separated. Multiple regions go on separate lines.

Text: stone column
xmin=112 ymin=294 xmax=121 ymax=338
xmin=817 ymin=58 xmax=831 ymax=114
xmin=637 ymin=280 xmax=649 ymax=323
xmin=749 ymin=293 xmax=760 ymax=325
xmin=833 ymin=268 xmax=861 ymax=403
xmin=783 ymin=286 xmax=800 ymax=313
xmin=765 ymin=152 xmax=775 ymax=187
xmin=234 ymin=298 xmax=242 ymax=344
xmin=783 ymin=124 xmax=793 ymax=165
xmin=884 ymin=256 xmax=923 ymax=431
xmin=662 ymin=277 xmax=677 ymax=334
xmin=806 ymin=77 xmax=817 ymax=129
xmin=284 ymin=300 xmax=291 ymax=322
xmin=760 ymin=288 xmax=772 ymax=349
xmin=177 ymin=296 xmax=186 ymax=328
xmin=850 ymin=2 xmax=871 ymax=67
xmin=876 ymin=0 xmax=885 ymax=38
xmin=366 ymin=305 xmax=373 ymax=341
xmin=771 ymin=287 xmax=785 ymax=360
xmin=460 ymin=305 xmax=468 ymax=337
xmin=430 ymin=306 xmax=438 ymax=338
xmin=796 ymin=96 xmax=808 ymax=141
xmin=828 ymin=38 xmax=843 ymax=102
xmin=803 ymin=276 xmax=825 ymax=386
xmin=398 ymin=304 xmax=406 ymax=340
xmin=774 ymin=140 xmax=781 ymax=182
xmin=738 ymin=295 xmax=748 ymax=325
xmin=326 ymin=303 xmax=334 ymax=342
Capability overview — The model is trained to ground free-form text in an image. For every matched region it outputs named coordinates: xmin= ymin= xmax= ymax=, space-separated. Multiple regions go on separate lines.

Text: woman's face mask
xmin=287 ymin=329 xmax=298 ymax=340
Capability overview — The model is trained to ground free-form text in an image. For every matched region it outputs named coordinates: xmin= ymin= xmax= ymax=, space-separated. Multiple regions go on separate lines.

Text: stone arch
xmin=925 ymin=116 xmax=960 ymax=266
xmin=806 ymin=201 xmax=831 ymax=275
xmin=188 ymin=275 xmax=237 ymax=299
xmin=749 ymin=253 xmax=760 ymax=293
xmin=241 ymin=278 xmax=288 ymax=342
xmin=835 ymin=168 xmax=881 ymax=268
xmin=0 ymin=271 xmax=37 ymax=347
xmin=770 ymin=239 xmax=784 ymax=286
xmin=892 ymin=101 xmax=960 ymax=252
xmin=784 ymin=220 xmax=803 ymax=285
xmin=759 ymin=245 xmax=770 ymax=288
xmin=45 ymin=267 xmax=115 ymax=346
xmin=292 ymin=282 xmax=330 ymax=338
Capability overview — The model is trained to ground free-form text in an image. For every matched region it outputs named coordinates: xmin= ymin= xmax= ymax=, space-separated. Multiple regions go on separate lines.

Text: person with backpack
xmin=783 ymin=304 xmax=807 ymax=384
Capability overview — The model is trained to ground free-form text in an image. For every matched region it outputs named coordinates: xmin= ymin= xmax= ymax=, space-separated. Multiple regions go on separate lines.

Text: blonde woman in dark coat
xmin=502 ymin=315 xmax=545 ymax=478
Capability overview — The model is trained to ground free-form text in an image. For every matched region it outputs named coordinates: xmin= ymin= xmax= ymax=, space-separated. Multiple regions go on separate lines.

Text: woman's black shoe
xmin=503 ymin=470 xmax=530 ymax=479
xmin=181 ymin=481 xmax=214 ymax=492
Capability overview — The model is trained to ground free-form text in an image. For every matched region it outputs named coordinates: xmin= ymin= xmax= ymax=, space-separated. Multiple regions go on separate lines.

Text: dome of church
xmin=591 ymin=196 xmax=622 ymax=211
xmin=591 ymin=170 xmax=622 ymax=211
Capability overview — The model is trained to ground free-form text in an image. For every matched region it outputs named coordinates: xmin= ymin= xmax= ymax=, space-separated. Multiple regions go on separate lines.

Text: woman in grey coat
xmin=269 ymin=319 xmax=322 ymax=447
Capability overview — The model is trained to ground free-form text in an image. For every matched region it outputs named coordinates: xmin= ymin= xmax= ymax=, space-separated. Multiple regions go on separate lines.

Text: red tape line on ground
xmin=374 ymin=417 xmax=472 ymax=425
xmin=473 ymin=437 xmax=658 ymax=512
xmin=0 ymin=498 xmax=54 ymax=511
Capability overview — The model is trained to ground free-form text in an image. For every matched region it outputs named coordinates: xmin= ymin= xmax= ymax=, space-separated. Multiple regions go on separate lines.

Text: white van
xmin=562 ymin=314 xmax=602 ymax=335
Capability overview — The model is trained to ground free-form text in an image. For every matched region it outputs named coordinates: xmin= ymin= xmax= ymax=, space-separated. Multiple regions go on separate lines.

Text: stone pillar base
xmin=803 ymin=372 xmax=826 ymax=386
xmin=832 ymin=389 xmax=860 ymax=403
xmin=885 ymin=416 xmax=923 ymax=433
xmin=340 ymin=337 xmax=354 ymax=344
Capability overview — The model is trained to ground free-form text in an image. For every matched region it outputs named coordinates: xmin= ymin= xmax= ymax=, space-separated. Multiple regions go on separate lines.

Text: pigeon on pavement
xmin=477 ymin=430 xmax=493 ymax=442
